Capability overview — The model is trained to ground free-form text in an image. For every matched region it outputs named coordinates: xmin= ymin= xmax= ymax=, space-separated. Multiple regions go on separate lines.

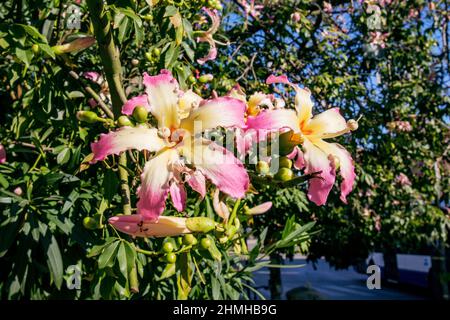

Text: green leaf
xmin=158 ymin=263 xmax=176 ymax=280
xmin=87 ymin=237 xmax=117 ymax=258
xmin=98 ymin=240 xmax=120 ymax=269
xmin=39 ymin=222 xmax=64 ymax=289
xmin=0 ymin=211 xmax=21 ymax=257
xmin=57 ymin=148 xmax=71 ymax=165
xmin=117 ymin=242 xmax=128 ymax=281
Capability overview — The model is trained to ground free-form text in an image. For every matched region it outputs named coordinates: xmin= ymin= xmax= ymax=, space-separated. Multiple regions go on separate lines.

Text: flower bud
xmin=347 ymin=119 xmax=358 ymax=131
xmin=52 ymin=37 xmax=96 ymax=55
xmin=187 ymin=75 xmax=196 ymax=84
xmin=279 ymin=156 xmax=292 ymax=169
xmin=274 ymin=167 xmax=294 ymax=181
xmin=31 ymin=44 xmax=40 ymax=54
xmin=199 ymin=74 xmax=214 ymax=83
xmin=145 ymin=52 xmax=153 ymax=62
xmin=245 ymin=202 xmax=272 ymax=215
xmin=186 ymin=217 xmax=216 ymax=233
xmin=13 ymin=187 xmax=23 ymax=196
xmin=132 ymin=106 xmax=148 ymax=123
xmin=76 ymin=111 xmax=101 ymax=123
xmin=200 ymin=237 xmax=212 ymax=249
xmin=83 ymin=216 xmax=99 ymax=230
xmin=131 ymin=58 xmax=140 ymax=66
xmin=151 ymin=47 xmax=161 ymax=57
xmin=256 ymin=161 xmax=270 ymax=175
xmin=279 ymin=130 xmax=303 ymax=156
xmin=117 ymin=115 xmax=133 ymax=127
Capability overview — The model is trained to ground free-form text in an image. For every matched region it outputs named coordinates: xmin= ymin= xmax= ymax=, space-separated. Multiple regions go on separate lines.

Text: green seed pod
xmin=200 ymin=237 xmax=211 ymax=250
xmin=274 ymin=167 xmax=294 ymax=181
xmin=132 ymin=106 xmax=148 ymax=123
xmin=117 ymin=115 xmax=133 ymax=127
xmin=183 ymin=234 xmax=197 ymax=246
xmin=31 ymin=44 xmax=40 ymax=54
xmin=83 ymin=217 xmax=99 ymax=230
xmin=279 ymin=156 xmax=293 ymax=169
xmin=143 ymin=14 xmax=153 ymax=21
xmin=145 ymin=52 xmax=153 ymax=62
xmin=165 ymin=253 xmax=177 ymax=264
xmin=186 ymin=217 xmax=216 ymax=233
xmin=198 ymin=74 xmax=214 ymax=83
xmin=76 ymin=111 xmax=100 ymax=124
xmin=187 ymin=75 xmax=196 ymax=84
xmin=162 ymin=242 xmax=174 ymax=253
xmin=256 ymin=161 xmax=270 ymax=175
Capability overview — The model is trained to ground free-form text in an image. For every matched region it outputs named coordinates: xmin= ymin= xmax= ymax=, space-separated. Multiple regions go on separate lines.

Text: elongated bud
xmin=186 ymin=217 xmax=216 ymax=233
xmin=245 ymin=202 xmax=272 ymax=215
xmin=132 ymin=106 xmax=148 ymax=123
xmin=76 ymin=111 xmax=103 ymax=123
xmin=117 ymin=115 xmax=133 ymax=127
xmin=52 ymin=37 xmax=96 ymax=55
xmin=199 ymin=74 xmax=214 ymax=83
xmin=347 ymin=119 xmax=359 ymax=131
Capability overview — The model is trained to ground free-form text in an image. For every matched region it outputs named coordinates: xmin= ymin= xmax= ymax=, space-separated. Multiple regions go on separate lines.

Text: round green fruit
xmin=151 ymin=47 xmax=161 ymax=57
xmin=279 ymin=156 xmax=293 ymax=169
xmin=200 ymin=238 xmax=212 ymax=250
xmin=162 ymin=242 xmax=174 ymax=253
xmin=31 ymin=44 xmax=40 ymax=54
xmin=166 ymin=253 xmax=177 ymax=264
xmin=187 ymin=75 xmax=196 ymax=84
xmin=132 ymin=106 xmax=148 ymax=123
xmin=82 ymin=217 xmax=99 ymax=230
xmin=183 ymin=234 xmax=197 ymax=246
xmin=117 ymin=115 xmax=133 ymax=127
xmin=274 ymin=167 xmax=294 ymax=181
xmin=256 ymin=161 xmax=270 ymax=175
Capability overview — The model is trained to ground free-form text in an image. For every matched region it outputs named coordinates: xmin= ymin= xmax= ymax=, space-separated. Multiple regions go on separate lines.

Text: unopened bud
xmin=52 ymin=37 xmax=96 ymax=55
xmin=132 ymin=106 xmax=148 ymax=123
xmin=117 ymin=115 xmax=133 ymax=127
xmin=13 ymin=187 xmax=23 ymax=196
xmin=199 ymin=74 xmax=214 ymax=83
xmin=347 ymin=119 xmax=358 ymax=131
xmin=131 ymin=59 xmax=140 ymax=66
xmin=256 ymin=161 xmax=270 ymax=175
xmin=31 ymin=44 xmax=40 ymax=54
xmin=186 ymin=217 xmax=216 ymax=233
xmin=245 ymin=202 xmax=272 ymax=215
xmin=76 ymin=111 xmax=101 ymax=123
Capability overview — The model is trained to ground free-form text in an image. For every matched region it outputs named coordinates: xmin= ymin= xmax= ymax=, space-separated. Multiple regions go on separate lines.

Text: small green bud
xmin=198 ymin=74 xmax=214 ymax=83
xmin=117 ymin=115 xmax=133 ymax=127
xmin=187 ymin=75 xmax=196 ymax=84
xmin=76 ymin=111 xmax=101 ymax=124
xmin=274 ymin=167 xmax=294 ymax=181
xmin=183 ymin=234 xmax=197 ymax=245
xmin=162 ymin=242 xmax=174 ymax=253
xmin=145 ymin=52 xmax=153 ymax=62
xmin=132 ymin=106 xmax=148 ymax=123
xmin=83 ymin=217 xmax=99 ymax=230
xmin=279 ymin=156 xmax=293 ymax=169
xmin=186 ymin=217 xmax=216 ymax=233
xmin=200 ymin=237 xmax=212 ymax=250
xmin=31 ymin=44 xmax=40 ymax=54
xmin=165 ymin=253 xmax=177 ymax=264
xmin=256 ymin=161 xmax=270 ymax=175
xmin=151 ymin=47 xmax=161 ymax=57
xmin=143 ymin=14 xmax=153 ymax=21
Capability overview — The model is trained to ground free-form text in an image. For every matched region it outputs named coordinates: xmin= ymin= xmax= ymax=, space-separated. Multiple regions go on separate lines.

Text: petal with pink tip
xmin=109 ymin=215 xmax=190 ymax=238
xmin=170 ymin=182 xmax=187 ymax=212
xmin=0 ymin=144 xmax=6 ymax=164
xmin=246 ymin=109 xmax=300 ymax=132
xmin=185 ymin=140 xmax=249 ymax=198
xmin=287 ymin=146 xmax=305 ymax=170
xmin=187 ymin=171 xmax=207 ymax=198
xmin=121 ymin=95 xmax=150 ymax=116
xmin=266 ymin=74 xmax=291 ymax=85
xmin=303 ymin=139 xmax=336 ymax=206
xmin=247 ymin=202 xmax=272 ymax=215
xmin=303 ymin=108 xmax=347 ymax=138
xmin=137 ymin=149 xmax=179 ymax=220
xmin=314 ymin=140 xmax=356 ymax=204
xmin=143 ymin=70 xmax=180 ymax=129
xmin=180 ymin=97 xmax=246 ymax=133
xmin=90 ymin=127 xmax=166 ymax=162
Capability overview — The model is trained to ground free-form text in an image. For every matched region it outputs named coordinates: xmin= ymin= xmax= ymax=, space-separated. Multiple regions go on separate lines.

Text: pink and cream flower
xmin=247 ymin=74 xmax=358 ymax=205
xmin=91 ymin=70 xmax=249 ymax=221
xmin=196 ymin=7 xmax=221 ymax=65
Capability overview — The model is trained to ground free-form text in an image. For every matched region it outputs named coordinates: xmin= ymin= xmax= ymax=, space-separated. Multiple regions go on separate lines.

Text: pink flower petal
xmin=247 ymin=201 xmax=272 ymax=215
xmin=170 ymin=182 xmax=187 ymax=212
xmin=266 ymin=74 xmax=291 ymax=85
xmin=121 ymin=95 xmax=150 ymax=116
xmin=187 ymin=171 xmax=207 ymax=198
xmin=0 ymin=144 xmax=6 ymax=164
xmin=246 ymin=109 xmax=300 ymax=132
xmin=180 ymin=97 xmax=246 ymax=132
xmin=143 ymin=70 xmax=180 ymax=129
xmin=303 ymin=139 xmax=336 ymax=205
xmin=186 ymin=141 xmax=249 ymax=198
xmin=90 ymin=127 xmax=166 ymax=163
xmin=137 ymin=149 xmax=179 ymax=220
xmin=287 ymin=146 xmax=305 ymax=170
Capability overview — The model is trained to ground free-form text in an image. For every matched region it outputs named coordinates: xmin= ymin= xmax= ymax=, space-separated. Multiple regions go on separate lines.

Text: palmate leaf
xmin=98 ymin=240 xmax=120 ymax=269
